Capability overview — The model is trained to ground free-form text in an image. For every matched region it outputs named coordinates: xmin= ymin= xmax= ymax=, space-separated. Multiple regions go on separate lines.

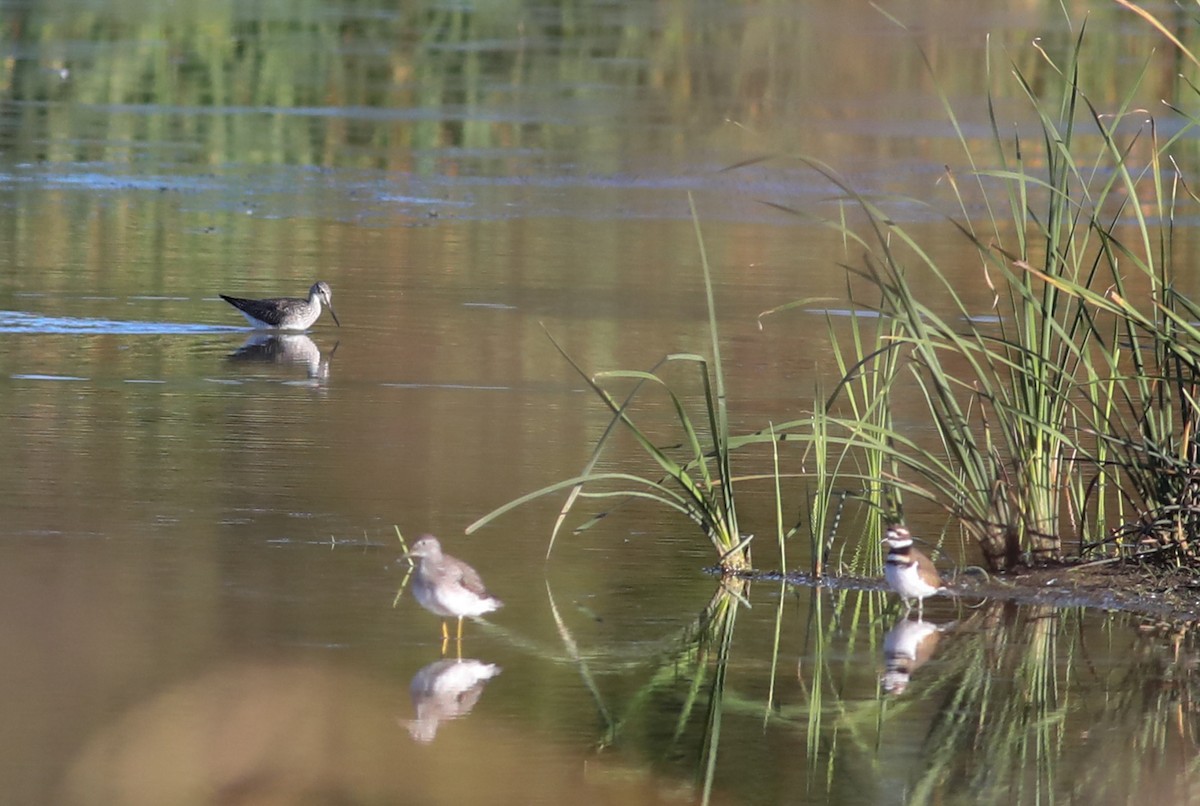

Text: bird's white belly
xmin=885 ymin=562 xmax=940 ymax=599
xmin=413 ymin=576 xmax=499 ymax=618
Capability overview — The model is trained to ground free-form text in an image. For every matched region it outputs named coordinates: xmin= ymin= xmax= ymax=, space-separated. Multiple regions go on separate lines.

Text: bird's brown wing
xmin=455 ymin=563 xmax=493 ymax=599
xmin=913 ymin=550 xmax=944 ymax=588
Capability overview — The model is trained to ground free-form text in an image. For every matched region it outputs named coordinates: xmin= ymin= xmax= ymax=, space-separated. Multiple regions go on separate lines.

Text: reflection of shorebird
xmin=404 ymin=659 xmax=501 ymax=743
xmin=220 ymin=281 xmax=340 ymax=330
xmin=407 ymin=535 xmax=503 ymax=644
xmin=228 ymin=334 xmax=335 ymax=380
xmin=882 ymin=525 xmax=946 ymax=617
xmin=882 ymin=617 xmax=953 ymax=695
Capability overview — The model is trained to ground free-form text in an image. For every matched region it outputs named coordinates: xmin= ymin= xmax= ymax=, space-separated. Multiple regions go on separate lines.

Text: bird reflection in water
xmin=881 ymin=616 xmax=955 ymax=695
xmin=403 ymin=658 xmax=501 ymax=743
xmin=227 ymin=334 xmax=337 ymax=382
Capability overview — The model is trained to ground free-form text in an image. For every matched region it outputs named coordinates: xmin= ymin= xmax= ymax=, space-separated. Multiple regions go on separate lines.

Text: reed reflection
xmin=881 ymin=616 xmax=954 ymax=695
xmin=227 ymin=334 xmax=336 ymax=381
xmin=403 ymin=658 xmax=502 ymax=744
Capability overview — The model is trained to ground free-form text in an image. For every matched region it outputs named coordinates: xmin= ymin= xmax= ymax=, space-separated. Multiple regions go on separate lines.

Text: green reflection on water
xmin=4 ymin=0 xmax=1185 ymax=169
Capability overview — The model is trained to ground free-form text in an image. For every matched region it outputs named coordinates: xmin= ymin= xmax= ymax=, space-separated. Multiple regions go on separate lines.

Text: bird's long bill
xmin=327 ymin=303 xmax=341 ymax=327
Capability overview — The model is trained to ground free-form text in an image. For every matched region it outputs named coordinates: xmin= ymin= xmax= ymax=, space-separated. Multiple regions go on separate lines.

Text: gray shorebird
xmin=407 ymin=535 xmax=502 ymax=643
xmin=882 ymin=525 xmax=946 ymax=617
xmin=219 ymin=281 xmax=340 ymax=330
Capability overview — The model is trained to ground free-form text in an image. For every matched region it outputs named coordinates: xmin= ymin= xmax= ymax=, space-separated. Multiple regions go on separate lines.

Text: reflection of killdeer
xmin=881 ymin=617 xmax=952 ymax=695
xmin=882 ymin=525 xmax=945 ymax=616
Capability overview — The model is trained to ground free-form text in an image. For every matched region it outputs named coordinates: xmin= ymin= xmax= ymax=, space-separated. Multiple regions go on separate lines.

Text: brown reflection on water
xmin=62 ymin=658 xmax=706 ymax=806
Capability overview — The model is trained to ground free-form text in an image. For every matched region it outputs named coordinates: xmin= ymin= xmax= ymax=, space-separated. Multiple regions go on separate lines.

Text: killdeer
xmin=220 ymin=281 xmax=341 ymax=330
xmin=882 ymin=524 xmax=945 ymax=616
xmin=406 ymin=535 xmax=503 ymax=644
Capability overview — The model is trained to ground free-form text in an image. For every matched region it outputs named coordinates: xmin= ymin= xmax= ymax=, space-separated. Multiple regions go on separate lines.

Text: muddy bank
xmin=731 ymin=561 xmax=1200 ymax=623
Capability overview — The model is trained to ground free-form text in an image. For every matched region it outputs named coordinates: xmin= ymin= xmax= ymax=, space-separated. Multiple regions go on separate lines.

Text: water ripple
xmin=0 ymin=311 xmax=242 ymax=335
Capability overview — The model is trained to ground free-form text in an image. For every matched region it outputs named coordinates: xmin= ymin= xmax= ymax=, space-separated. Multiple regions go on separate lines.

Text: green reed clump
xmin=767 ymin=13 xmax=1200 ymax=571
xmin=475 ymin=8 xmax=1200 ymax=575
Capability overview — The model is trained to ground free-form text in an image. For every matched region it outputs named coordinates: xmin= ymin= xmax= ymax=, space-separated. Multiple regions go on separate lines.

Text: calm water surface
xmin=2 ymin=1 xmax=1199 ymax=804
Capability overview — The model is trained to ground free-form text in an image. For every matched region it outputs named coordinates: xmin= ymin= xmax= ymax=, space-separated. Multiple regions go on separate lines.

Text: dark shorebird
xmin=882 ymin=524 xmax=946 ymax=617
xmin=407 ymin=535 xmax=503 ymax=643
xmin=219 ymin=281 xmax=340 ymax=330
